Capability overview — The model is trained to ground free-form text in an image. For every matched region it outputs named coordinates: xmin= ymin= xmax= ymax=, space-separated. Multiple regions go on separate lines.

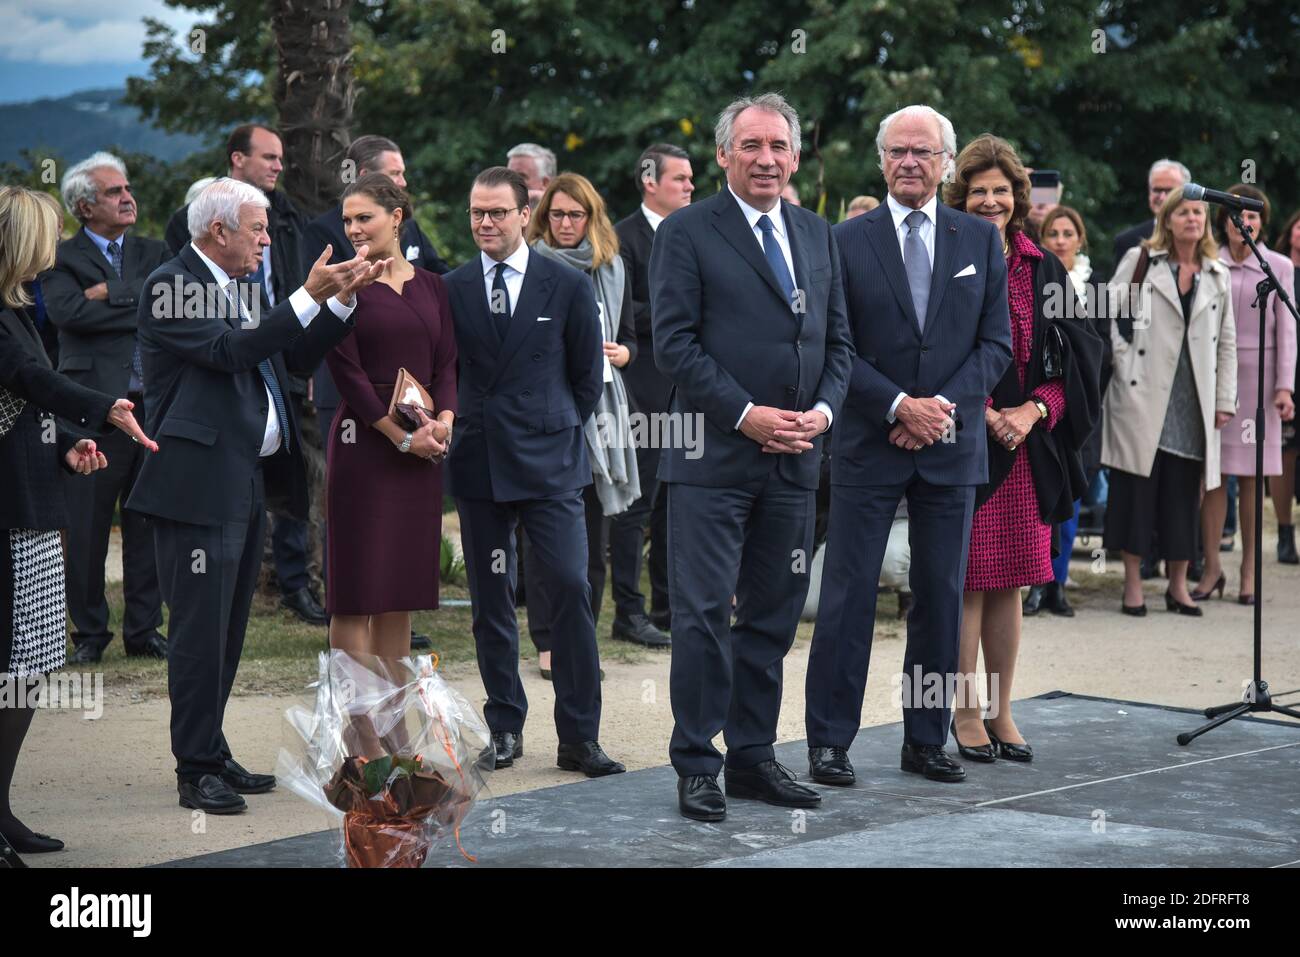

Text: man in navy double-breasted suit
xmin=804 ymin=106 xmax=1012 ymax=786
xmin=445 ymin=166 xmax=625 ymax=778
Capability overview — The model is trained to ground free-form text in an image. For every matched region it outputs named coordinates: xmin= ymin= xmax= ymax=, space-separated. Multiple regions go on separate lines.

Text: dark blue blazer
xmin=830 ymin=201 xmax=1012 ymax=487
xmin=443 ymin=249 xmax=603 ymax=503
xmin=648 ymin=189 xmax=853 ymax=490
xmin=126 ymin=244 xmax=355 ymax=526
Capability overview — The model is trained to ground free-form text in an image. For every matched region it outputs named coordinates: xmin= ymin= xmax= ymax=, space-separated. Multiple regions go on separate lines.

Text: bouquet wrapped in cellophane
xmin=276 ymin=650 xmax=494 ymax=868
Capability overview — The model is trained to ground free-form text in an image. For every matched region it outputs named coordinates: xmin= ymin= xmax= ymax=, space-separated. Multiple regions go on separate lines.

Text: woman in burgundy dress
xmin=944 ymin=135 xmax=1101 ymax=764
xmin=325 ymin=174 xmax=457 ymax=658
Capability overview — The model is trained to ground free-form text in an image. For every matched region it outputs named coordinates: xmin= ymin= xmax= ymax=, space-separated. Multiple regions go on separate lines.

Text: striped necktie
xmin=109 ymin=240 xmax=145 ymax=393
xmin=227 ymin=281 xmax=289 ymax=452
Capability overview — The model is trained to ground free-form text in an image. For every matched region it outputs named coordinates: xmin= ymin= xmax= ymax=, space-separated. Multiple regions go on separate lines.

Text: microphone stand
xmin=1179 ymin=211 xmax=1300 ymax=743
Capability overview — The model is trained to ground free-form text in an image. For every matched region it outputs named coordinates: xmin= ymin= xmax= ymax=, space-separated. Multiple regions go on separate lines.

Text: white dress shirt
xmin=882 ymin=192 xmax=951 ymax=425
xmin=480 ymin=242 xmax=530 ymax=317
xmin=725 ymin=186 xmax=834 ymax=433
xmin=189 ymin=242 xmax=355 ymax=456
xmin=640 ymin=203 xmax=665 ymax=232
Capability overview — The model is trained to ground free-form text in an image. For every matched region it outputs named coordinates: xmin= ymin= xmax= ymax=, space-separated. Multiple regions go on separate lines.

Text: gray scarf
xmin=530 ymin=238 xmax=640 ymax=516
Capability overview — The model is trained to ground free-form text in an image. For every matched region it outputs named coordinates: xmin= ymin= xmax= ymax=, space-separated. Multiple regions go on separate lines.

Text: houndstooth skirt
xmin=2 ymin=529 xmax=67 ymax=677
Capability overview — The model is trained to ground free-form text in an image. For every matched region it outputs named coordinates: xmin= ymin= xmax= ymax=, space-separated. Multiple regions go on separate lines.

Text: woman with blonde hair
xmin=521 ymin=173 xmax=638 ymax=677
xmin=0 ymin=186 xmax=155 ymax=865
xmin=1103 ymin=187 xmax=1236 ymax=615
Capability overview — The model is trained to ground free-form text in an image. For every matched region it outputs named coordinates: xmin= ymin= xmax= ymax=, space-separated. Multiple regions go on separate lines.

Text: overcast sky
xmin=0 ymin=0 xmax=197 ymax=103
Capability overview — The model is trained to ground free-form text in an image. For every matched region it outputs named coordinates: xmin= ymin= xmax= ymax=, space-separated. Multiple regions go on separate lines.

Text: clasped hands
xmin=404 ymin=408 xmax=453 ymax=462
xmin=984 ymin=401 xmax=1042 ymax=452
xmin=888 ymin=396 xmax=956 ymax=451
xmin=303 ymin=244 xmax=392 ymax=306
xmin=740 ymin=406 xmax=829 ymax=454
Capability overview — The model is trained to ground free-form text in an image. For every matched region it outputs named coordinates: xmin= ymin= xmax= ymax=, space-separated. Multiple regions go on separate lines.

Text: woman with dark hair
xmin=1195 ymin=185 xmax=1296 ymax=602
xmin=1271 ymin=208 xmax=1300 ymax=561
xmin=324 ymin=173 xmax=457 ymax=665
xmin=944 ymin=135 xmax=1102 ymax=763
xmin=0 ymin=186 xmax=156 ymax=866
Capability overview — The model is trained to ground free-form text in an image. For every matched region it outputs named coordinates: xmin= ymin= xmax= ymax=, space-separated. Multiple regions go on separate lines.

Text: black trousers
xmin=607 ymin=441 xmax=669 ymax=621
xmin=153 ymin=466 xmax=266 ymax=782
xmin=457 ymin=490 xmax=602 ymax=744
xmin=1104 ymin=451 xmax=1201 ymax=560
xmin=64 ymin=427 xmax=163 ymax=650
xmin=805 ymin=479 xmax=975 ymax=749
xmin=667 ymin=472 xmax=815 ymax=777
xmin=524 ymin=483 xmax=607 ymax=651
xmin=270 ymin=516 xmax=311 ymax=593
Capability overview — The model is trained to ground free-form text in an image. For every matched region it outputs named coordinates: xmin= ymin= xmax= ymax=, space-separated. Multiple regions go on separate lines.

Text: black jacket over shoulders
xmin=0 ymin=305 xmax=114 ymax=530
xmin=976 ymin=245 xmax=1104 ymax=531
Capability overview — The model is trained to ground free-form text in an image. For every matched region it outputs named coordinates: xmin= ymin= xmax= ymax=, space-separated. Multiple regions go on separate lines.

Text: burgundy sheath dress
xmin=324 ymin=268 xmax=458 ymax=615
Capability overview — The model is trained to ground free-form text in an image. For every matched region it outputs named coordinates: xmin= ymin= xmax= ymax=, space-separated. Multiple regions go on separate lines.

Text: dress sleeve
xmin=1030 ymin=380 xmax=1067 ymax=430
xmin=323 ymin=295 xmax=390 ymax=427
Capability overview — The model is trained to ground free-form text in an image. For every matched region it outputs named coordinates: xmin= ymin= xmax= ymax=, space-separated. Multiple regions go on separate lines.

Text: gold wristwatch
xmin=1034 ymin=399 xmax=1049 ymax=421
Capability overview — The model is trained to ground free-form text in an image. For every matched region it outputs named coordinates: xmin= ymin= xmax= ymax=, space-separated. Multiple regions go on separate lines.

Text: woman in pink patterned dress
xmin=944 ymin=135 xmax=1102 ymax=764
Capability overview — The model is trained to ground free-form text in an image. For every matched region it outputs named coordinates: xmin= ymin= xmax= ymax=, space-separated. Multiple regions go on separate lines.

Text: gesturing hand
xmin=896 ymin=396 xmax=955 ymax=445
xmin=65 ymin=439 xmax=107 ymax=474
xmin=303 ymin=245 xmax=392 ymax=305
xmin=107 ymin=398 xmax=159 ymax=452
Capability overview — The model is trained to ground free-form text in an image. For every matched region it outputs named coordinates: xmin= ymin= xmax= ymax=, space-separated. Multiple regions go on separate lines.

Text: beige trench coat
xmin=1101 ymin=246 xmax=1237 ymax=491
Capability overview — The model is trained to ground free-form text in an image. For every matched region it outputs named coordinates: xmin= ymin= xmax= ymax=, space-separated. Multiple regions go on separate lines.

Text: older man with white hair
xmin=127 ymin=178 xmax=388 ymax=815
xmin=803 ymin=104 xmax=1012 ymax=786
xmin=506 ymin=142 xmax=557 ymax=208
xmin=40 ymin=152 xmax=172 ymax=665
xmin=1112 ymin=158 xmax=1191 ymax=267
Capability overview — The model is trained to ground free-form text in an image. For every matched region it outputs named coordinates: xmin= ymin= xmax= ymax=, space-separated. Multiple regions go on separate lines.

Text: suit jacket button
xmin=532 ymin=353 xmax=542 ymax=361
xmin=521 ymin=390 xmax=531 ymax=398
xmin=921 ymin=346 xmax=930 ymax=353
xmin=1138 ymin=349 xmax=1145 ymax=355
xmin=1130 ymin=379 xmax=1137 ymax=386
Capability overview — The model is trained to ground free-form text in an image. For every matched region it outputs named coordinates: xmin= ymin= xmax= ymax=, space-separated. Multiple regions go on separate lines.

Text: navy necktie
xmin=757 ymin=214 xmax=796 ymax=309
xmin=228 ymin=282 xmax=288 ymax=452
xmin=110 ymin=240 xmax=145 ymax=393
xmin=490 ymin=262 xmax=512 ymax=341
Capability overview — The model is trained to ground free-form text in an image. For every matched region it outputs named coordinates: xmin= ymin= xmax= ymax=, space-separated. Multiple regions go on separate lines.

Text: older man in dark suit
xmin=1110 ymin=159 xmax=1190 ymax=270
xmin=129 ymin=178 xmax=385 ymax=814
xmin=608 ymin=144 xmax=694 ymax=648
xmin=445 ymin=166 xmax=624 ymax=778
xmin=41 ymin=152 xmax=171 ymax=665
xmin=650 ymin=93 xmax=853 ymax=821
xmin=804 ymin=105 xmax=1012 ymax=786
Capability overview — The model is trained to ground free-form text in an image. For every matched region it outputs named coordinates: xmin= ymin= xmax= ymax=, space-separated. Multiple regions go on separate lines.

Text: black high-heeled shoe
xmin=950 ymin=718 xmax=996 ymax=763
xmin=1164 ymin=590 xmax=1203 ymax=616
xmin=1191 ymin=573 xmax=1226 ymax=601
xmin=1120 ymin=601 xmax=1147 ymax=616
xmin=0 ymin=827 xmax=63 ymax=854
xmin=984 ymin=720 xmax=1033 ymax=763
xmin=1238 ymin=593 xmax=1256 ymax=606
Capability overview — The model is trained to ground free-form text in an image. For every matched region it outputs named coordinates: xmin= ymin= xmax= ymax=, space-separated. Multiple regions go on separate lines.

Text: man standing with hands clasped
xmin=650 ymin=93 xmax=853 ymax=822
xmin=804 ymin=105 xmax=1012 ymax=786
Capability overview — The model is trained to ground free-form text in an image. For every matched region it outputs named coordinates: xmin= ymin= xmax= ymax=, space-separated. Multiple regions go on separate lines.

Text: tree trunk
xmin=272 ymin=0 xmax=354 ymax=218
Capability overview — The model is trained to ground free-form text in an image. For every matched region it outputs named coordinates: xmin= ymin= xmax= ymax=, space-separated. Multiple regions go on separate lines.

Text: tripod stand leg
xmin=1205 ymin=701 xmax=1246 ymax=718
xmin=1177 ymin=703 xmax=1251 ymax=746
xmin=1271 ymin=704 xmax=1300 ymax=720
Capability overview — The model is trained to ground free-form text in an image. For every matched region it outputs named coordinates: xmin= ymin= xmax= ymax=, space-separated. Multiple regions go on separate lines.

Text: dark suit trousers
xmin=608 ymin=441 xmax=669 ymax=620
xmin=667 ymin=472 xmax=815 ymax=777
xmin=805 ymin=479 xmax=975 ymax=749
xmin=457 ymin=490 xmax=601 ymax=743
xmin=523 ymin=483 xmax=607 ymax=651
xmin=153 ymin=465 xmax=267 ymax=781
xmin=64 ymin=428 xmax=163 ymax=649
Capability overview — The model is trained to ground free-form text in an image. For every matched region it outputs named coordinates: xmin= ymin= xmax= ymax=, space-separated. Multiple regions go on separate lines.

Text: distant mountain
xmin=0 ymin=88 xmax=205 ymax=165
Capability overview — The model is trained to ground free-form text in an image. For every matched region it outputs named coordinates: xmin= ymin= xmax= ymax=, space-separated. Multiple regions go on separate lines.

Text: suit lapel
xmin=455 ymin=262 xmax=500 ymax=357
xmin=178 ymin=244 xmax=239 ymax=331
xmin=711 ymin=192 xmax=790 ymax=308
xmin=785 ymin=202 xmax=811 ymax=323
xmin=75 ymin=229 xmax=114 ymax=283
xmin=923 ymin=205 xmax=960 ymax=339
xmin=1147 ymin=253 xmax=1182 ymax=315
xmin=491 ymin=255 xmax=554 ymax=384
xmin=864 ymin=206 xmax=922 ymax=337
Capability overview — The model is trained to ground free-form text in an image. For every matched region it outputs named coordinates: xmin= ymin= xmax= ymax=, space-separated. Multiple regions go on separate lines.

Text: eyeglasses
xmin=884 ymin=147 xmax=943 ymax=162
xmin=548 ymin=209 xmax=588 ymax=224
xmin=468 ymin=207 xmax=522 ymax=223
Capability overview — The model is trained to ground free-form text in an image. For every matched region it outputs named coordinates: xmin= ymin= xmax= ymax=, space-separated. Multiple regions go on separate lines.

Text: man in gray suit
xmin=650 ymin=93 xmax=853 ymax=821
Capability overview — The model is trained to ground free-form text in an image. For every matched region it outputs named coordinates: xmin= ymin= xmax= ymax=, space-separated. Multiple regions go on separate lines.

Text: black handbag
xmin=1042 ymin=324 xmax=1065 ymax=380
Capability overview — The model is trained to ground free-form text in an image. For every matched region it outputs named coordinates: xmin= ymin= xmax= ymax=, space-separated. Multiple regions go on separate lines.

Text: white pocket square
xmin=537 ymin=316 xmax=552 ymax=322
xmin=953 ymin=263 xmax=976 ymax=278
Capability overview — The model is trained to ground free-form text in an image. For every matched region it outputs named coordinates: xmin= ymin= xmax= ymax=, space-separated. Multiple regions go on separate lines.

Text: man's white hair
xmin=187 ymin=177 xmax=269 ymax=241
xmin=876 ymin=105 xmax=958 ymax=183
xmin=61 ymin=151 xmax=128 ymax=221
xmin=506 ymin=143 xmax=557 ymax=180
xmin=715 ymin=92 xmax=801 ymax=156
xmin=184 ymin=176 xmax=218 ymax=206
xmin=1148 ymin=158 xmax=1191 ymax=186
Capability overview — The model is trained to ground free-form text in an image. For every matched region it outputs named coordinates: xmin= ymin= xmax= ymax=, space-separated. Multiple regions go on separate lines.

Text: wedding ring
xmin=1004 ymin=431 xmax=1015 ymax=442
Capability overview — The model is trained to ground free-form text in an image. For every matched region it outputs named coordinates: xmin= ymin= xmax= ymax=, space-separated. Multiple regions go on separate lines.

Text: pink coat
xmin=1216 ymin=245 xmax=1297 ymax=476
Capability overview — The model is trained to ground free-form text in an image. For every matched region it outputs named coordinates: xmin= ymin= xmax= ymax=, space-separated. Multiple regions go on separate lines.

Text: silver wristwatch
xmin=399 ymin=432 xmax=413 ymax=453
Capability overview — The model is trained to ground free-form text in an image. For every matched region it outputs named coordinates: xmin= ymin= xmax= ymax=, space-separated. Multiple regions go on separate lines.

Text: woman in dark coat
xmin=0 ymin=186 xmax=155 ymax=867
xmin=324 ymin=175 xmax=457 ymax=660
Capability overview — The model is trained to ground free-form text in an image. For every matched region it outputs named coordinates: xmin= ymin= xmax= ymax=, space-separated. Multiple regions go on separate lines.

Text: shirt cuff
xmin=885 ymin=392 xmax=907 ymax=424
xmin=289 ymin=286 xmax=319 ymax=327
xmin=812 ymin=400 xmax=833 ymax=430
xmin=735 ymin=401 xmax=754 ymax=431
xmin=326 ymin=295 xmax=356 ymax=322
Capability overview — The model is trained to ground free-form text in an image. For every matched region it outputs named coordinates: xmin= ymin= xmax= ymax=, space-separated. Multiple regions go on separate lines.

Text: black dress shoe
xmin=900 ymin=742 xmax=966 ymax=782
xmin=490 ymin=731 xmax=522 ymax=769
xmin=220 ymin=758 xmax=276 ymax=794
xmin=1022 ymin=585 xmax=1045 ymax=616
xmin=410 ymin=632 xmax=433 ymax=651
xmin=1164 ymin=590 xmax=1203 ymax=616
xmin=69 ymin=642 xmax=103 ymax=665
xmin=178 ymin=774 xmax=247 ymax=814
xmin=1043 ymin=581 xmax=1074 ymax=617
xmin=1120 ymin=601 xmax=1147 ymax=617
xmin=611 ymin=613 xmax=671 ymax=648
xmin=678 ymin=774 xmax=725 ymax=821
xmin=950 ymin=719 xmax=996 ymax=763
xmin=124 ymin=633 xmax=168 ymax=659
xmin=897 ymin=591 xmax=913 ymax=620
xmin=280 ymin=586 xmax=328 ymax=626
xmin=725 ymin=759 xmax=821 ymax=807
xmin=0 ymin=825 xmax=63 ymax=853
xmin=557 ymin=741 xmax=625 ymax=777
xmin=808 ymin=746 xmax=855 ymax=785
xmin=1279 ymin=524 xmax=1299 ymax=564
xmin=0 ymin=840 xmax=24 ymax=869
xmin=984 ymin=720 xmax=1034 ymax=762
xmin=648 ymin=609 xmax=671 ymax=632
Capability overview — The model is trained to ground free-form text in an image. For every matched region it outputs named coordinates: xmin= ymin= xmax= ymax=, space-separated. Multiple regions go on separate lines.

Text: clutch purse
xmin=0 ymin=387 xmax=25 ymax=440
xmin=1042 ymin=324 xmax=1065 ymax=380
xmin=387 ymin=368 xmax=435 ymax=432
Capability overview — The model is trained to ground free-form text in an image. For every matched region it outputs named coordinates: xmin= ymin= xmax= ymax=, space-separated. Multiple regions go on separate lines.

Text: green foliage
xmin=122 ymin=0 xmax=1300 ymax=272
xmin=440 ymin=533 xmax=465 ymax=585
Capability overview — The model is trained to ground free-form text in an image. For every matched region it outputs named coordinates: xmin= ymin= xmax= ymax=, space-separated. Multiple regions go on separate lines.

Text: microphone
xmin=1183 ymin=183 xmax=1265 ymax=212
